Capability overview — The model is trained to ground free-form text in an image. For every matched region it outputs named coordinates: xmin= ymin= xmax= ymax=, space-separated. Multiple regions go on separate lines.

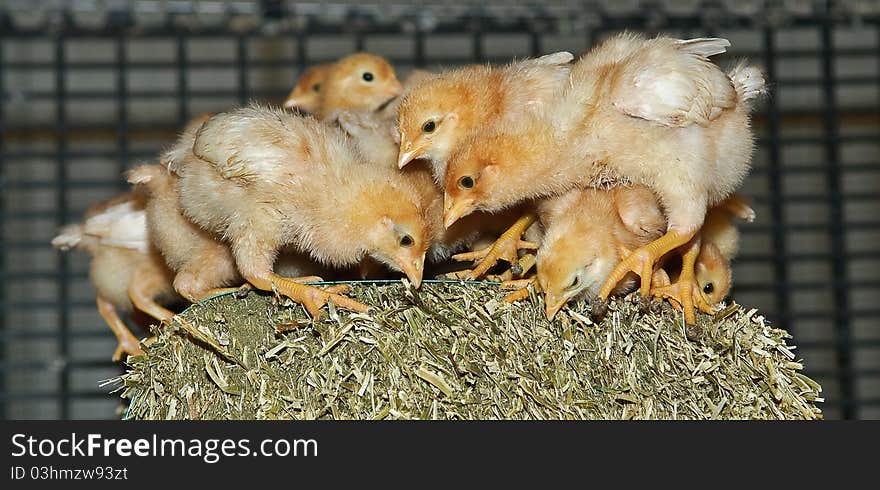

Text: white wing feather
xmin=611 ymin=37 xmax=736 ymax=127
xmin=81 ymin=201 xmax=149 ymax=253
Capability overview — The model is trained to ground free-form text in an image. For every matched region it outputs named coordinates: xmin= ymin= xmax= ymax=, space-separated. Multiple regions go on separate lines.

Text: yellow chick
xmin=165 ymin=105 xmax=430 ymax=317
xmin=537 ymin=185 xmax=666 ymax=319
xmin=51 ymin=192 xmax=179 ymax=360
xmin=316 ymin=53 xmax=403 ymax=120
xmin=284 ymin=63 xmax=332 ymax=114
xmin=396 ymin=51 xmax=573 ymax=179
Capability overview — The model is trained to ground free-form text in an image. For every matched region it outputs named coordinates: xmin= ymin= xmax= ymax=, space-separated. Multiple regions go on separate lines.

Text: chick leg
xmin=452 ymin=213 xmax=539 ymax=280
xmin=128 ymin=266 xmax=175 ymax=323
xmin=617 ymin=243 xmax=678 ymax=304
xmin=599 ymin=230 xmax=696 ymax=301
xmin=96 ymin=296 xmax=144 ymax=361
xmin=650 ymin=237 xmax=716 ymax=324
xmin=246 ymin=273 xmax=370 ymax=319
xmin=197 ymin=275 xmax=323 ymax=301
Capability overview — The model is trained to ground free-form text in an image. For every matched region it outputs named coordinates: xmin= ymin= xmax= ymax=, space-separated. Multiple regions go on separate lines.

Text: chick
xmin=396 ymin=51 xmax=574 ymax=179
xmin=284 ymin=63 xmax=332 ymax=114
xmin=442 ymin=34 xmax=765 ymax=324
xmin=537 ymin=185 xmax=666 ymax=320
xmin=166 ymin=105 xmax=429 ymax=317
xmin=51 ymin=192 xmax=178 ymax=361
xmin=315 ymin=53 xmax=403 ymax=120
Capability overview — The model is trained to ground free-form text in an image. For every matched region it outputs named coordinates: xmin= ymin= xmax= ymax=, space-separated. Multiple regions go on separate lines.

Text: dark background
xmin=0 ymin=0 xmax=878 ymax=419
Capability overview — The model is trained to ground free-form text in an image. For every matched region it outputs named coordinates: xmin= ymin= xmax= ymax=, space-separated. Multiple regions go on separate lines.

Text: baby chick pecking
xmin=166 ymin=104 xmax=430 ymax=317
xmin=536 ymin=185 xmax=666 ymax=320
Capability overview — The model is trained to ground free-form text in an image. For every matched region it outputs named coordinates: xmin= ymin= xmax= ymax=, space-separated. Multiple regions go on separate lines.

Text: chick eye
xmin=399 ymin=235 xmax=414 ymax=247
xmin=567 ymin=276 xmax=581 ymax=290
xmin=703 ymin=282 xmax=715 ymax=295
xmin=362 ymin=72 xmax=374 ymax=82
xmin=422 ymin=120 xmax=436 ymax=133
xmin=312 ymin=83 xmax=321 ymax=92
xmin=458 ymin=176 xmax=474 ymax=189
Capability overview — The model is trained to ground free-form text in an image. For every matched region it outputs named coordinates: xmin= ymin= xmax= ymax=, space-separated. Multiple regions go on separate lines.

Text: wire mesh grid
xmin=1 ymin=0 xmax=878 ymax=419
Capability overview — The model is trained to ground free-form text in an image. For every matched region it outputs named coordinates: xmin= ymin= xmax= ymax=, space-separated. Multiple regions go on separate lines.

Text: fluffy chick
xmin=51 ymin=191 xmax=178 ymax=360
xmin=537 ymin=185 xmax=666 ymax=319
xmin=396 ymin=51 xmax=574 ymax=180
xmin=443 ymin=34 xmax=765 ymax=324
xmin=166 ymin=105 xmax=429 ymax=316
xmin=284 ymin=63 xmax=332 ymax=114
xmin=315 ymin=53 xmax=403 ymax=120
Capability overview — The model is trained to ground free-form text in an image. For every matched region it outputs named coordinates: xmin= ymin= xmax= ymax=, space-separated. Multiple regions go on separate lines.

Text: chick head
xmin=321 ymin=53 xmax=403 ymax=117
xmin=694 ymin=242 xmax=731 ymax=306
xmin=537 ymin=227 xmax=616 ymax=320
xmin=441 ymin=136 xmax=505 ymax=228
xmin=360 ymin=184 xmax=429 ymax=288
xmin=396 ymin=77 xmax=465 ymax=169
xmin=284 ymin=64 xmax=331 ymax=114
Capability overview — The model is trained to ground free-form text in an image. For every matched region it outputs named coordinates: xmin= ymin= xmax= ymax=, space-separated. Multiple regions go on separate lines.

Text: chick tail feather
xmin=676 ymin=37 xmax=731 ymax=58
xmin=126 ymin=164 xmax=169 ymax=194
xmin=51 ymin=224 xmax=84 ymax=251
xmin=728 ymin=62 xmax=767 ymax=108
xmin=127 ymin=164 xmax=158 ymax=185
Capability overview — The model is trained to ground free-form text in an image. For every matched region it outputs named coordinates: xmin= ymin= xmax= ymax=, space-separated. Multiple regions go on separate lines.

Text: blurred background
xmin=0 ymin=0 xmax=877 ymax=420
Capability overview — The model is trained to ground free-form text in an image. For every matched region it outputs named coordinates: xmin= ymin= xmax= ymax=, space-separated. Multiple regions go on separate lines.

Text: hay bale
xmin=118 ymin=281 xmax=823 ymax=420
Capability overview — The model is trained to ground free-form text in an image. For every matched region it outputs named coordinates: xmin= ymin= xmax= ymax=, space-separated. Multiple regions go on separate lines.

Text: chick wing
xmin=609 ymin=38 xmax=736 ymax=127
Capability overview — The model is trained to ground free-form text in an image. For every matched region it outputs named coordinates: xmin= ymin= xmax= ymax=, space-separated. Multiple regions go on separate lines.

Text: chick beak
xmin=283 ymin=97 xmax=301 ymax=109
xmin=443 ymin=194 xmax=474 ymax=229
xmin=544 ymin=293 xmax=567 ymax=321
xmin=398 ymin=254 xmax=425 ymax=288
xmin=398 ymin=143 xmax=424 ymax=169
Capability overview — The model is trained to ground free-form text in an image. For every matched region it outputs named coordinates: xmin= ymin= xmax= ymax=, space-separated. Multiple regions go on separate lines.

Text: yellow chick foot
xmin=452 ymin=213 xmax=538 ymax=279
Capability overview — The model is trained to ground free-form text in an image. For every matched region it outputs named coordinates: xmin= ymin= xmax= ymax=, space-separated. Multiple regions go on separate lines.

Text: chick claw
xmin=649 ymin=268 xmax=679 ymax=308
xmin=500 ymin=277 xmax=539 ymax=303
xmin=322 ymin=284 xmax=351 ymax=295
xmin=270 ymin=276 xmax=370 ymax=319
xmin=630 ymin=233 xmax=706 ymax=325
xmin=96 ymin=296 xmax=144 ymax=362
xmin=651 ymin=279 xmax=716 ymax=318
xmin=599 ymin=229 xmax=695 ymax=302
xmin=452 ymin=214 xmax=538 ymax=280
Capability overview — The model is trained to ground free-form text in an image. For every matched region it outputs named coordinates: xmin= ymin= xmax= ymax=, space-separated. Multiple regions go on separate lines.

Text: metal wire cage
xmin=1 ymin=0 xmax=878 ymax=420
